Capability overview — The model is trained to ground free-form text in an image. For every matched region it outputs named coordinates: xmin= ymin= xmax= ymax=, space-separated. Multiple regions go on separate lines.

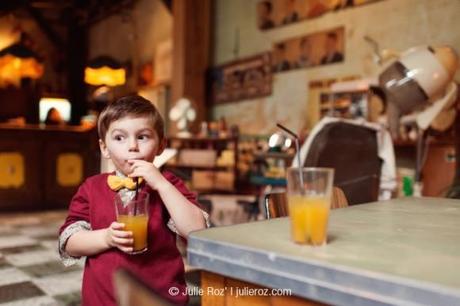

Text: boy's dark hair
xmin=97 ymin=95 xmax=165 ymax=141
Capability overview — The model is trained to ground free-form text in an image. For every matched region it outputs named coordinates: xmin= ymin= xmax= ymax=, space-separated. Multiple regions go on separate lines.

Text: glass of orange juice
xmin=286 ymin=167 xmax=334 ymax=246
xmin=115 ymin=192 xmax=150 ymax=254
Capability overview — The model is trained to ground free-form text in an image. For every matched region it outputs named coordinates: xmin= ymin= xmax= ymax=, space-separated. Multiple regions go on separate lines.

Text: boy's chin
xmin=115 ymin=165 xmax=132 ymax=176
xmin=116 ymin=169 xmax=131 ymax=176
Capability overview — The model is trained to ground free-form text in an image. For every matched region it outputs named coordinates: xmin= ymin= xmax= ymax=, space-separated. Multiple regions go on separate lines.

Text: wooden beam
xmin=67 ymin=13 xmax=88 ymax=125
xmin=171 ymin=0 xmax=211 ymax=134
xmin=26 ymin=6 xmax=65 ymax=48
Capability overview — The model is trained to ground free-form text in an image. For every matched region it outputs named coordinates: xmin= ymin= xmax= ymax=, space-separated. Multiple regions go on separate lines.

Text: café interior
xmin=0 ymin=0 xmax=459 ymax=305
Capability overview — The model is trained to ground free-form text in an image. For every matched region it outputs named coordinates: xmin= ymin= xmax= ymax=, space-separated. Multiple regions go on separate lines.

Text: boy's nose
xmin=128 ymin=138 xmax=139 ymax=151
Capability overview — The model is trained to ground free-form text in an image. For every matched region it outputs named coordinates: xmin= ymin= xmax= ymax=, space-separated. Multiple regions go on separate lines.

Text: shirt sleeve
xmin=167 ymin=210 xmax=211 ymax=234
xmin=162 ymin=171 xmax=211 ymax=235
xmin=59 ymin=221 xmax=91 ymax=267
xmin=58 ymin=180 xmax=92 ymax=266
xmin=162 ymin=170 xmax=199 ymax=205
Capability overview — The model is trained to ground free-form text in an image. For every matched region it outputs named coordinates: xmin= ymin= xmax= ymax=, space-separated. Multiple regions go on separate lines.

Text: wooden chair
xmin=264 ymin=187 xmax=348 ymax=219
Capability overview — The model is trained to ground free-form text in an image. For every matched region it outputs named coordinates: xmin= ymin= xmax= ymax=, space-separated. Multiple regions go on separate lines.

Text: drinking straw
xmin=135 ymin=177 xmax=139 ymax=200
xmin=276 ymin=123 xmax=304 ymax=193
xmin=134 ymin=177 xmax=139 ymax=215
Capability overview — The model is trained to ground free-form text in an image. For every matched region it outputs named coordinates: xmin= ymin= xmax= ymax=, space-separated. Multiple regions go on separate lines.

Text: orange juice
xmin=117 ymin=215 xmax=148 ymax=252
xmin=288 ymin=195 xmax=329 ymax=245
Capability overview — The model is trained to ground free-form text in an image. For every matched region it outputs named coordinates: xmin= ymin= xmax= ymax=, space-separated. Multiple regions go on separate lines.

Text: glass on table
xmin=286 ymin=167 xmax=334 ymax=246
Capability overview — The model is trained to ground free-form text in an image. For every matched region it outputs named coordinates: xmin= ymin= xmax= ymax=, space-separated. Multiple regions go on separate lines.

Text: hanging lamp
xmin=84 ymin=55 xmax=126 ymax=87
xmin=0 ymin=43 xmax=44 ymax=87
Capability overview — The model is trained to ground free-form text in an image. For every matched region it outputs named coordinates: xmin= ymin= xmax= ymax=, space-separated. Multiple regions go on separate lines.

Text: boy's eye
xmin=138 ymin=134 xmax=150 ymax=140
xmin=114 ymin=135 xmax=124 ymax=141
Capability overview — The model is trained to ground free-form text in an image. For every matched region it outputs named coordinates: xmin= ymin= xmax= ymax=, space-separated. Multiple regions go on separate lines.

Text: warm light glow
xmin=84 ymin=66 xmax=126 ymax=86
xmin=0 ymin=53 xmax=44 ymax=87
xmin=39 ymin=97 xmax=71 ymax=123
xmin=269 ymin=133 xmax=282 ymax=148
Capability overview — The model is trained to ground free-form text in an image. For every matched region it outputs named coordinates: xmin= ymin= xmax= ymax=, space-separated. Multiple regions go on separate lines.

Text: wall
xmin=211 ymin=0 xmax=460 ymax=135
xmin=89 ymin=0 xmax=172 ymax=93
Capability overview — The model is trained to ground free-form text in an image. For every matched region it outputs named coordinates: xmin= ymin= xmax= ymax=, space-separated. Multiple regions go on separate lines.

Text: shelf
xmin=253 ymin=152 xmax=294 ymax=160
xmin=166 ymin=136 xmax=239 ymax=193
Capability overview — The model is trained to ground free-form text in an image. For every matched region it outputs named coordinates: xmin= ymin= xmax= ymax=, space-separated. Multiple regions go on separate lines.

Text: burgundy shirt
xmin=60 ymin=171 xmax=198 ymax=306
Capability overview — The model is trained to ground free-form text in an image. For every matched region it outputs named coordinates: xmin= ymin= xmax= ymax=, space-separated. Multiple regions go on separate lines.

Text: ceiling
xmin=0 ymin=0 xmax=139 ymax=25
xmin=0 ymin=0 xmax=139 ymax=49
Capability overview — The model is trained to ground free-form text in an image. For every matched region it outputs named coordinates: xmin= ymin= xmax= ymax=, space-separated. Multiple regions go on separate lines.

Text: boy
xmin=59 ymin=95 xmax=208 ymax=305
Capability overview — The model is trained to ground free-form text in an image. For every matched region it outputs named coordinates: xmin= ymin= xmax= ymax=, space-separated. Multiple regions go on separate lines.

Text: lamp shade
xmin=84 ymin=55 xmax=126 ymax=86
xmin=379 ymin=45 xmax=458 ymax=135
xmin=0 ymin=43 xmax=44 ymax=86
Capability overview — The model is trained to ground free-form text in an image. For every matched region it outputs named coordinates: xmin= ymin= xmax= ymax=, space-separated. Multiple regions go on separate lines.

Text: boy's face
xmin=99 ymin=116 xmax=165 ymax=175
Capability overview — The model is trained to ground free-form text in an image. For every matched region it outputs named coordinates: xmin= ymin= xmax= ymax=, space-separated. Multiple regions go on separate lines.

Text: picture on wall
xmin=257 ymin=0 xmax=383 ymax=30
xmin=272 ymin=26 xmax=344 ymax=73
xmin=210 ymin=53 xmax=272 ymax=105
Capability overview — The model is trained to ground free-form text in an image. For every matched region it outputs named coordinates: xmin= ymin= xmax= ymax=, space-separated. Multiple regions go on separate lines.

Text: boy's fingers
xmin=128 ymin=165 xmax=140 ymax=174
xmin=113 ymin=237 xmax=133 ymax=246
xmin=111 ymin=222 xmax=124 ymax=230
xmin=127 ymin=160 xmax=139 ymax=167
xmin=128 ymin=169 xmax=144 ymax=179
xmin=121 ymin=247 xmax=134 ymax=253
xmin=113 ymin=230 xmax=132 ymax=238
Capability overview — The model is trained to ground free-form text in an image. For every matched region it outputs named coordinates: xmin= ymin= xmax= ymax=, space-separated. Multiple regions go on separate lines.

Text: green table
xmin=188 ymin=198 xmax=460 ymax=305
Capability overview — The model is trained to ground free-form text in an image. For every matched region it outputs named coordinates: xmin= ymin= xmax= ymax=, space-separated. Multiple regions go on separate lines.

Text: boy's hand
xmin=128 ymin=159 xmax=168 ymax=190
xmin=105 ymin=222 xmax=134 ymax=253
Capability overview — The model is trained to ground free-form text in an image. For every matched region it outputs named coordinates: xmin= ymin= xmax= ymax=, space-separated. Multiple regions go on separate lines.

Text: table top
xmin=188 ymin=197 xmax=460 ymax=306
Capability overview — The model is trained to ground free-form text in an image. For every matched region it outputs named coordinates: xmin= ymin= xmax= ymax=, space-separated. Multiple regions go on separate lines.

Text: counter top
xmin=188 ymin=197 xmax=460 ymax=306
xmin=0 ymin=123 xmax=93 ymax=132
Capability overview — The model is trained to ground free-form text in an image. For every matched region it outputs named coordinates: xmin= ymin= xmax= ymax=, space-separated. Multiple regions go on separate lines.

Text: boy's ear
xmin=156 ymin=138 xmax=167 ymax=156
xmin=99 ymin=139 xmax=110 ymax=159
